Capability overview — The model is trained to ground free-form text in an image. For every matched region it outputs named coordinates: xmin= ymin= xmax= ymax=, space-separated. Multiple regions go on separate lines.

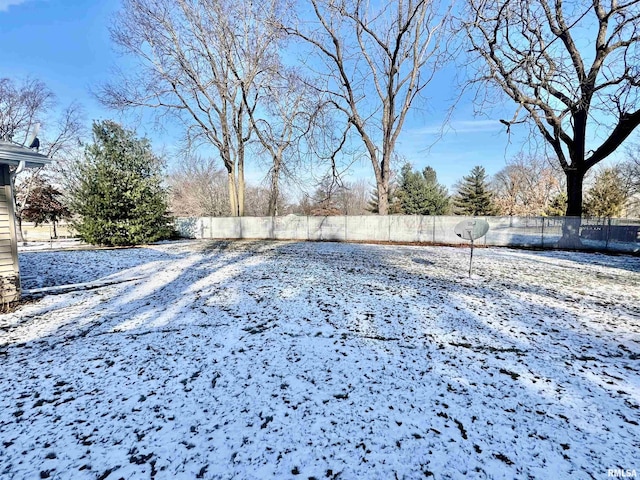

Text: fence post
xmin=541 ymin=217 xmax=544 ymax=249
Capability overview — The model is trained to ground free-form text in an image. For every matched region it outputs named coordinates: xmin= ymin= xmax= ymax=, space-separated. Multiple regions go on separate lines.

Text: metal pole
xmin=469 ymin=237 xmax=474 ymax=277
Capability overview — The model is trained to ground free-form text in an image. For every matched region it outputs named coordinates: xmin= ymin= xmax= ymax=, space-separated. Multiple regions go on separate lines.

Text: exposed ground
xmin=1 ymin=240 xmax=639 ymax=479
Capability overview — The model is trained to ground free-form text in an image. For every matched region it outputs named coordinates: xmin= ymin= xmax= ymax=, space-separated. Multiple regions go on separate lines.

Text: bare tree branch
xmin=102 ymin=0 xmax=287 ymax=216
xmin=286 ymin=0 xmax=450 ymax=214
xmin=461 ymin=0 xmax=640 ymax=224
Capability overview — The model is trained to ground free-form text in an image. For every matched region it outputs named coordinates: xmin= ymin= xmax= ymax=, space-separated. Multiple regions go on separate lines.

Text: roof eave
xmin=0 ymin=141 xmax=53 ymax=168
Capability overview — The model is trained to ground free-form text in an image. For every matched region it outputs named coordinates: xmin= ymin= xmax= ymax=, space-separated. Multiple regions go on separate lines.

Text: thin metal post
xmin=469 ymin=237 xmax=474 ymax=277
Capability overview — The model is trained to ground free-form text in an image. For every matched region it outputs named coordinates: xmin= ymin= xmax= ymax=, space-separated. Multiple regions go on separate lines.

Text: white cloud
xmin=0 ymin=0 xmax=31 ymax=12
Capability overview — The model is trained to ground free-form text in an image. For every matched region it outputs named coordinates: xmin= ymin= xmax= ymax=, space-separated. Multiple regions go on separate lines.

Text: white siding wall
xmin=0 ymin=165 xmax=20 ymax=303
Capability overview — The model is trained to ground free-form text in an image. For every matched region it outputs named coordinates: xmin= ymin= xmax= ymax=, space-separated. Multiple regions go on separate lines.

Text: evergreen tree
xmin=583 ymin=168 xmax=627 ymax=218
xmin=544 ymin=192 xmax=567 ymax=216
xmin=22 ymin=177 xmax=71 ymax=238
xmin=367 ymin=187 xmax=403 ymax=214
xmin=396 ymin=163 xmax=449 ymax=215
xmin=453 ymin=165 xmax=497 ymax=216
xmin=70 ymin=120 xmax=172 ymax=246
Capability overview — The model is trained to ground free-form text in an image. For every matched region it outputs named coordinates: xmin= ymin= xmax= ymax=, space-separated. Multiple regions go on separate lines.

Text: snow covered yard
xmin=1 ymin=240 xmax=639 ymax=480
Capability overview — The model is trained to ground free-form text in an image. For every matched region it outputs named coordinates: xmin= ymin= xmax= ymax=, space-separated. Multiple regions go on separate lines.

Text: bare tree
xmin=168 ymin=155 xmax=291 ymax=217
xmin=0 ymin=77 xmax=54 ymax=145
xmin=0 ymin=77 xmax=84 ymax=242
xmin=240 ymin=70 xmax=324 ymax=216
xmin=622 ymin=142 xmax=640 ymax=191
xmin=286 ymin=0 xmax=449 ymax=215
xmin=309 ymin=175 xmax=343 ymax=215
xmin=245 ymin=185 xmax=291 ymax=216
xmin=104 ymin=0 xmax=285 ymax=216
xmin=334 ymin=179 xmax=371 ymax=215
xmin=492 ymin=154 xmax=564 ymax=216
xmin=461 ymin=0 xmax=640 ymax=242
xmin=167 ymin=157 xmax=230 ymax=217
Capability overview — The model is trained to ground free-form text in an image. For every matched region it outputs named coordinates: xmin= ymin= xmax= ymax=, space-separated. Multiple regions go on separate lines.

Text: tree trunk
xmin=15 ymin=215 xmax=25 ymax=244
xmin=565 ymin=169 xmax=584 ymax=217
xmin=238 ymin=157 xmax=245 ymax=217
xmin=53 ymin=221 xmax=58 ymax=239
xmin=559 ymin=169 xmax=585 ymax=248
xmin=268 ymin=163 xmax=280 ymax=217
xmin=227 ymin=168 xmax=239 ymax=217
xmin=376 ymin=182 xmax=389 ymax=215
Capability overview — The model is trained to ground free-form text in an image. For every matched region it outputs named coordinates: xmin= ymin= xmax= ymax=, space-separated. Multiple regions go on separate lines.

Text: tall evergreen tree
xmin=69 ymin=120 xmax=172 ymax=246
xmin=544 ymin=193 xmax=568 ymax=217
xmin=583 ymin=168 xmax=627 ymax=218
xmin=397 ymin=163 xmax=449 ymax=215
xmin=453 ymin=166 xmax=497 ymax=216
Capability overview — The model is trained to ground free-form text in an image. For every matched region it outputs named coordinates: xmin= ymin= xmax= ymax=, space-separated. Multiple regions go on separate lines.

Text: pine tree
xmin=69 ymin=120 xmax=172 ymax=246
xmin=583 ymin=168 xmax=627 ymax=218
xmin=544 ymin=192 xmax=567 ymax=216
xmin=396 ymin=163 xmax=449 ymax=215
xmin=22 ymin=177 xmax=71 ymax=238
xmin=453 ymin=165 xmax=497 ymax=216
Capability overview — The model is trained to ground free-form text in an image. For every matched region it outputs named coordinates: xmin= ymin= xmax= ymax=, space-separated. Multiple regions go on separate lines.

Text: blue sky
xmin=0 ymin=0 xmax=561 ymax=192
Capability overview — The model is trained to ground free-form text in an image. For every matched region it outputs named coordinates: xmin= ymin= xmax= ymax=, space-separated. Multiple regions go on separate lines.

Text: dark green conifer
xmin=397 ymin=163 xmax=450 ymax=215
xmin=70 ymin=120 xmax=172 ymax=246
xmin=453 ymin=165 xmax=497 ymax=216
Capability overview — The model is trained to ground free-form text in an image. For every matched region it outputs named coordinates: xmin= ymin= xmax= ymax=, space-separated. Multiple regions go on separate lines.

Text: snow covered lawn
xmin=1 ymin=240 xmax=639 ymax=479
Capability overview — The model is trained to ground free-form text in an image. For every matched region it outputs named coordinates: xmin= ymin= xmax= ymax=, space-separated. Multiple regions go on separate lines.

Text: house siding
xmin=0 ymin=165 xmax=20 ymax=303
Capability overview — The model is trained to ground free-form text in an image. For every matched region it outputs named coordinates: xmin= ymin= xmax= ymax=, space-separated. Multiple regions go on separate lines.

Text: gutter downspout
xmin=10 ymin=160 xmax=27 ymax=245
xmin=15 ymin=159 xmax=26 ymax=175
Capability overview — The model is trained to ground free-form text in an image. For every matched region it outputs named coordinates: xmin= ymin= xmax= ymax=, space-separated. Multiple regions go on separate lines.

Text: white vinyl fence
xmin=174 ymin=215 xmax=640 ymax=253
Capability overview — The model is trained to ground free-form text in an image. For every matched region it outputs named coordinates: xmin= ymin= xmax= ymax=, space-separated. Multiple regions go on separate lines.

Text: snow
xmin=1 ymin=240 xmax=639 ymax=479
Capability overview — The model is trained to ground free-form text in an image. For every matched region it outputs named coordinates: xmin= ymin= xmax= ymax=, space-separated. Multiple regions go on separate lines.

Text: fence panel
xmin=308 ymin=217 xmax=346 ymax=241
xmin=239 ymin=217 xmax=272 ymax=239
xmin=274 ymin=216 xmax=308 ymax=240
xmin=346 ymin=216 xmax=390 ymax=242
xmin=433 ymin=216 xmax=468 ymax=245
xmin=208 ymin=217 xmax=241 ymax=239
xmin=174 ymin=215 xmax=640 ymax=253
xmin=486 ymin=216 xmax=544 ymax=247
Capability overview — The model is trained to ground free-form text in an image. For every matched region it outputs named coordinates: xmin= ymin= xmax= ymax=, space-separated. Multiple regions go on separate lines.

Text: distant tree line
xmin=164 ymin=154 xmax=640 ymax=220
